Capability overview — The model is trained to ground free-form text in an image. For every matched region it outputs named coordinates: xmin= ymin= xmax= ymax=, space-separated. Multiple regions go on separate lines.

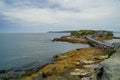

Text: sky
xmin=0 ymin=0 xmax=120 ymax=33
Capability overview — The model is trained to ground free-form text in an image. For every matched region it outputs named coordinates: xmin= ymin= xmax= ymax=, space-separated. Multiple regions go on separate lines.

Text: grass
xmin=107 ymin=50 xmax=116 ymax=58
xmin=71 ymin=30 xmax=95 ymax=36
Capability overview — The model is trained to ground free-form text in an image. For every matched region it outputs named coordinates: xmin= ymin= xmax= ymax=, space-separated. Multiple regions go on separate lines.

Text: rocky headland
xmin=53 ymin=30 xmax=114 ymax=43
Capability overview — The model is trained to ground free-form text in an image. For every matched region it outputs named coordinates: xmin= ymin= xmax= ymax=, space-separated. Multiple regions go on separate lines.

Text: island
xmin=53 ymin=30 xmax=114 ymax=43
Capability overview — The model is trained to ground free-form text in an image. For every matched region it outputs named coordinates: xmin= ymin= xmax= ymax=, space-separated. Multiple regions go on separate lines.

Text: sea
xmin=0 ymin=32 xmax=120 ymax=70
xmin=0 ymin=33 xmax=90 ymax=70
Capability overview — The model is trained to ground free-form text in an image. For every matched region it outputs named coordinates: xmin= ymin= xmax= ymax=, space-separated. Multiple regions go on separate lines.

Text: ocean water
xmin=0 ymin=33 xmax=90 ymax=70
xmin=105 ymin=32 xmax=120 ymax=43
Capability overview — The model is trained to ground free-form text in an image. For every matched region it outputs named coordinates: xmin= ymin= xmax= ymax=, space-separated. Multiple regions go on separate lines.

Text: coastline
xmin=0 ymin=30 xmax=119 ymax=80
xmin=22 ymin=47 xmax=109 ymax=80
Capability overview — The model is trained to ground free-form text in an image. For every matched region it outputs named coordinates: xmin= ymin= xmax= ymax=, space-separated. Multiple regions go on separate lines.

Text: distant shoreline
xmin=47 ymin=31 xmax=74 ymax=33
xmin=48 ymin=30 xmax=120 ymax=33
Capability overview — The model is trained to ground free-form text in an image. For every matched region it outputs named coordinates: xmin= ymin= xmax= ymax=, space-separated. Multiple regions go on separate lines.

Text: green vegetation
xmin=107 ymin=31 xmax=113 ymax=36
xmin=107 ymin=50 xmax=116 ymax=58
xmin=71 ymin=30 xmax=113 ymax=38
xmin=71 ymin=30 xmax=95 ymax=36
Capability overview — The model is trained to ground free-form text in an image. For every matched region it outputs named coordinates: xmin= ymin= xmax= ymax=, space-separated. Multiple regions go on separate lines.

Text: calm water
xmin=0 ymin=33 xmax=90 ymax=70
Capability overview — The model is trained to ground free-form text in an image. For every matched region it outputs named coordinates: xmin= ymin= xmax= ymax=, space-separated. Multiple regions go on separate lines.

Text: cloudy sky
xmin=0 ymin=0 xmax=120 ymax=33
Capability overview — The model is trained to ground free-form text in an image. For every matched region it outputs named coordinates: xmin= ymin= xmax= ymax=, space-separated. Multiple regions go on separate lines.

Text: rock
xmin=81 ymin=60 xmax=96 ymax=64
xmin=53 ymin=30 xmax=114 ymax=44
xmin=18 ymin=47 xmax=108 ymax=80
xmin=98 ymin=49 xmax=120 ymax=80
xmin=53 ymin=55 xmax=67 ymax=61
xmin=42 ymin=66 xmax=60 ymax=78
xmin=53 ymin=36 xmax=88 ymax=43
xmin=74 ymin=62 xmax=81 ymax=66
xmin=94 ymin=55 xmax=108 ymax=60
xmin=70 ymin=69 xmax=90 ymax=76
xmin=83 ymin=64 xmax=99 ymax=69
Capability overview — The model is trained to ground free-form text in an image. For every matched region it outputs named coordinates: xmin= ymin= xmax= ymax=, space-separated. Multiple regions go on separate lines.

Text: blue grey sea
xmin=0 ymin=33 xmax=90 ymax=70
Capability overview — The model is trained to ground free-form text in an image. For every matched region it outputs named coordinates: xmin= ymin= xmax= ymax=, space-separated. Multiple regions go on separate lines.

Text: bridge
xmin=85 ymin=36 xmax=115 ymax=51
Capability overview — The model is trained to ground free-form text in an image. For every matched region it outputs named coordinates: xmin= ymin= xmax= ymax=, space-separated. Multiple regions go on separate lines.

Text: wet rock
xmin=0 ymin=69 xmax=10 ymax=74
xmin=53 ymin=55 xmax=67 ymax=61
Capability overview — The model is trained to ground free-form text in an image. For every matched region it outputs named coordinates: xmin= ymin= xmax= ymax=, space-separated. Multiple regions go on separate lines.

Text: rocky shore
xmin=53 ymin=36 xmax=88 ymax=43
xmin=53 ymin=30 xmax=114 ymax=43
xmin=21 ymin=47 xmax=109 ymax=80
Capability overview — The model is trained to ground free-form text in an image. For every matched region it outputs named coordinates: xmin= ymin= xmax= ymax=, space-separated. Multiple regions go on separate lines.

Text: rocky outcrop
xmin=53 ymin=36 xmax=88 ymax=43
xmin=21 ymin=47 xmax=109 ymax=80
xmin=113 ymin=36 xmax=120 ymax=39
xmin=71 ymin=30 xmax=113 ymax=38
xmin=98 ymin=49 xmax=120 ymax=80
xmin=53 ymin=30 xmax=114 ymax=43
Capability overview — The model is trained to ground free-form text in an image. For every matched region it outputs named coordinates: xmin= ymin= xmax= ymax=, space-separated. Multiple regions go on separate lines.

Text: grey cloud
xmin=3 ymin=0 xmax=80 ymax=12
xmin=4 ymin=0 xmax=59 ymax=9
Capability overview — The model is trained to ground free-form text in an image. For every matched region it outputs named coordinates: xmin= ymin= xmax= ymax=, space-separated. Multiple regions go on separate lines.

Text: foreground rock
xmin=98 ymin=49 xmax=120 ymax=80
xmin=21 ymin=47 xmax=108 ymax=80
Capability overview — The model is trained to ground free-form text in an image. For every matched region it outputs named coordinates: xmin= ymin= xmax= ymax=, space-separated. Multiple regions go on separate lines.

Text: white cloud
xmin=0 ymin=0 xmax=120 ymax=27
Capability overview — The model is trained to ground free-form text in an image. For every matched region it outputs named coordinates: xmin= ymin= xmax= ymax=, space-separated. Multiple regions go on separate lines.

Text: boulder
xmin=98 ymin=49 xmax=120 ymax=80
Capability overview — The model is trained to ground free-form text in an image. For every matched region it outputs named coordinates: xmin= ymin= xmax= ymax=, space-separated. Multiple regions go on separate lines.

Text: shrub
xmin=71 ymin=30 xmax=95 ymax=36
